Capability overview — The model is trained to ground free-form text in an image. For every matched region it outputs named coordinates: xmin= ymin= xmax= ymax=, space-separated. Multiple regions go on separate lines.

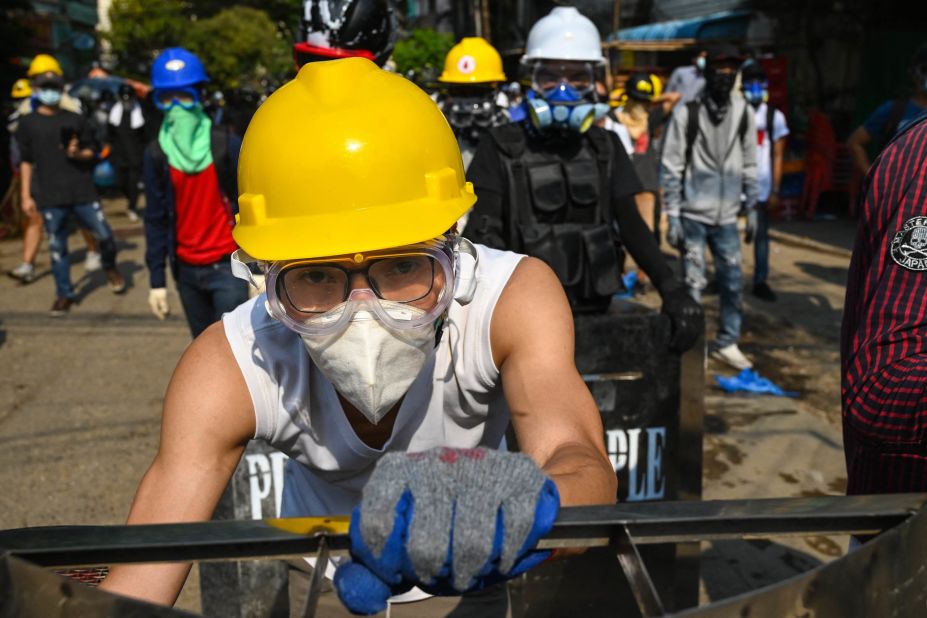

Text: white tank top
xmin=223 ymin=244 xmax=524 ymax=518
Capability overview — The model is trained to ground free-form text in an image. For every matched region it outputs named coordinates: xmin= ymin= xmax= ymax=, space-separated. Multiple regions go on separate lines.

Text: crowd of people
xmin=4 ymin=0 xmax=927 ymax=616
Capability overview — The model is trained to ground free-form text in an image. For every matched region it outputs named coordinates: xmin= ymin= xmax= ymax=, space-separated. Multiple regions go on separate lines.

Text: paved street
xmin=0 ymin=197 xmax=855 ymax=613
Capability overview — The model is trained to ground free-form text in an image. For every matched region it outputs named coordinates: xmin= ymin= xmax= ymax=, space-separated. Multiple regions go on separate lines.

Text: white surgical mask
xmin=300 ymin=309 xmax=437 ymax=425
xmin=36 ymin=88 xmax=62 ymax=106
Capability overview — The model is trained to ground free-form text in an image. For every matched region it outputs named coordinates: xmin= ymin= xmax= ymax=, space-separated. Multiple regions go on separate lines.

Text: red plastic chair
xmin=800 ymin=111 xmax=860 ymax=218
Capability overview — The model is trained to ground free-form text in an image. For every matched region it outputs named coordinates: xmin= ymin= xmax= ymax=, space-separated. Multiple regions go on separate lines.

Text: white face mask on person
xmin=36 ymin=88 xmax=62 ymax=107
xmin=300 ymin=308 xmax=438 ymax=425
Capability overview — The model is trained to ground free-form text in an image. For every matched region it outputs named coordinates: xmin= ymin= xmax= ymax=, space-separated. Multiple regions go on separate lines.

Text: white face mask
xmin=300 ymin=309 xmax=437 ymax=425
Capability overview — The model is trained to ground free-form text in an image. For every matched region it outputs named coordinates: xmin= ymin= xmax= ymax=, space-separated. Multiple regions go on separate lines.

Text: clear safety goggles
xmin=448 ymin=98 xmax=496 ymax=128
xmin=153 ymin=87 xmax=200 ymax=111
xmin=531 ymin=61 xmax=595 ymax=96
xmin=234 ymin=238 xmax=457 ymax=336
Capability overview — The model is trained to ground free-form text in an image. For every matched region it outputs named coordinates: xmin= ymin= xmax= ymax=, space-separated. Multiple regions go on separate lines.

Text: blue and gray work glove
xmin=334 ymin=447 xmax=560 ymax=615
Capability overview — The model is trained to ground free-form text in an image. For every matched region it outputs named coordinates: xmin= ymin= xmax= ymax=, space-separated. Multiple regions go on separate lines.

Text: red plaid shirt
xmin=841 ymin=116 xmax=927 ymax=492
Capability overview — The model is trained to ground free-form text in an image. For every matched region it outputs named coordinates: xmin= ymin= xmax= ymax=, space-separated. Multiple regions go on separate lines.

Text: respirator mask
xmin=526 ymin=61 xmax=608 ymax=134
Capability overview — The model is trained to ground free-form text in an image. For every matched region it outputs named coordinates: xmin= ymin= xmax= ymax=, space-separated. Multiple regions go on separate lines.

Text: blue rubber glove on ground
xmin=334 ymin=447 xmax=560 ymax=615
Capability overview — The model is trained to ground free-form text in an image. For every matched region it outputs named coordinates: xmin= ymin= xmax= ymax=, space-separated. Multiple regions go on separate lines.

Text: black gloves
xmin=660 ymin=287 xmax=704 ymax=353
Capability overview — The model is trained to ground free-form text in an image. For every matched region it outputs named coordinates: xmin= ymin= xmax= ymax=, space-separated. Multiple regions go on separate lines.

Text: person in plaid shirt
xmin=841 ymin=115 xmax=927 ymax=496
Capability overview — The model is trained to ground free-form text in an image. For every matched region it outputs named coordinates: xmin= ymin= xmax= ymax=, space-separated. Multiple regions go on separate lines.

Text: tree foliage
xmin=104 ymin=0 xmax=187 ymax=79
xmin=392 ymin=28 xmax=455 ymax=83
xmin=185 ymin=7 xmax=293 ymax=90
xmin=104 ymin=0 xmax=297 ymax=90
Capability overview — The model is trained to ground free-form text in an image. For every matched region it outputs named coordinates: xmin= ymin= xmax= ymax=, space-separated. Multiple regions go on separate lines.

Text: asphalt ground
xmin=0 ymin=196 xmax=855 ymax=614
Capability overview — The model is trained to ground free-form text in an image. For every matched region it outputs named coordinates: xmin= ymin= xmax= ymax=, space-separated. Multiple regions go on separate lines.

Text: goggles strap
xmin=231 ymin=249 xmax=260 ymax=288
xmin=453 ymin=238 xmax=479 ymax=305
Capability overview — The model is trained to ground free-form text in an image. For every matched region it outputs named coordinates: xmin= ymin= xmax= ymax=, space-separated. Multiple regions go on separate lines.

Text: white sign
xmin=606 ymin=427 xmax=666 ymax=501
xmin=245 ymin=451 xmax=289 ymax=519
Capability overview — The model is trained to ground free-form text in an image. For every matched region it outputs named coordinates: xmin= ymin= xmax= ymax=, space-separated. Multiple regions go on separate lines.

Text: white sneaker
xmin=84 ymin=250 xmax=102 ymax=272
xmin=711 ymin=344 xmax=753 ymax=370
xmin=8 ymin=262 xmax=35 ymax=283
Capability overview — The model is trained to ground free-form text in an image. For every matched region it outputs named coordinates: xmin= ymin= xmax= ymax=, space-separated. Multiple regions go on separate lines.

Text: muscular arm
xmin=491 ymin=258 xmax=616 ymax=507
xmin=99 ymin=323 xmax=255 ymax=605
xmin=847 ymin=126 xmax=872 ymax=176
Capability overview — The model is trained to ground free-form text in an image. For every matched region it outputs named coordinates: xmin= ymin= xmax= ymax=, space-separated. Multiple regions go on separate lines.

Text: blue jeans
xmin=176 ymin=258 xmax=249 ymax=338
xmin=681 ymin=218 xmax=743 ymax=349
xmin=753 ymin=201 xmax=770 ymax=285
xmin=41 ymin=201 xmax=117 ymax=300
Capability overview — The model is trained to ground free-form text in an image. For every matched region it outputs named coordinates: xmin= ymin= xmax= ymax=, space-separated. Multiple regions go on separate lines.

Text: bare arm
xmin=656 ymin=91 xmax=681 ymax=116
xmin=99 ymin=323 xmax=255 ymax=605
xmin=491 ymin=258 xmax=616 ymax=507
xmin=19 ymin=161 xmax=37 ymax=216
xmin=847 ymin=126 xmax=872 ymax=176
xmin=772 ymin=137 xmax=786 ymax=192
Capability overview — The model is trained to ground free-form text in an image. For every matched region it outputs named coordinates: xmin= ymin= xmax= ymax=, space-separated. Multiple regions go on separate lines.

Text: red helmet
xmin=294 ymin=0 xmax=397 ymax=68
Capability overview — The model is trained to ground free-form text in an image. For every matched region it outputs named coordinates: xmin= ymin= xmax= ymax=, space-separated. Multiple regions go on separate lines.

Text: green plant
xmin=392 ymin=28 xmax=454 ymax=81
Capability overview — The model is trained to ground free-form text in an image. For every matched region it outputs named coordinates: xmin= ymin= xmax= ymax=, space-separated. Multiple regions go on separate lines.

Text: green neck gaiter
xmin=158 ymin=104 xmax=213 ymax=173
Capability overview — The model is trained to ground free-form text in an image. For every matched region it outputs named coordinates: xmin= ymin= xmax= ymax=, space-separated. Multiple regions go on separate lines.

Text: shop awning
xmin=608 ymin=10 xmax=752 ymax=43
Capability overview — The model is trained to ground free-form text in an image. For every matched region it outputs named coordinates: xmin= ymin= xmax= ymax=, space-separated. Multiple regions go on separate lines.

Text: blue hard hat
xmin=151 ymin=48 xmax=209 ymax=90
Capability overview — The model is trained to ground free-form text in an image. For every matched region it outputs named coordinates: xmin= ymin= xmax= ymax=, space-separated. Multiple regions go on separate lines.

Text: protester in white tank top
xmin=101 ymin=56 xmax=617 ymax=617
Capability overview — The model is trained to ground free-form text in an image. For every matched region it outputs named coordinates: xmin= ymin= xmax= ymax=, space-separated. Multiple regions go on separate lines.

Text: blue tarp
xmin=609 ymin=10 xmax=751 ymax=42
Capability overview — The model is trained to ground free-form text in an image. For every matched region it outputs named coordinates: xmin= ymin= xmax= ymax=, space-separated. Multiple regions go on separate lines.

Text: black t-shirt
xmin=17 ymin=110 xmax=98 ymax=208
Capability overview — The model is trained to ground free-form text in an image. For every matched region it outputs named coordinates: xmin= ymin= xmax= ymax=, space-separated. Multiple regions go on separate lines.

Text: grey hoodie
xmin=660 ymin=96 xmax=758 ymax=225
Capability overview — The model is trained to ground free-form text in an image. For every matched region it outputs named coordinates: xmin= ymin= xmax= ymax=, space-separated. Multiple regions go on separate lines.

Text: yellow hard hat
xmin=438 ymin=37 xmax=506 ymax=84
xmin=235 ymin=57 xmax=475 ymax=262
xmin=649 ymin=74 xmax=664 ymax=98
xmin=11 ymin=78 xmax=32 ymax=99
xmin=27 ymin=54 xmax=63 ymax=77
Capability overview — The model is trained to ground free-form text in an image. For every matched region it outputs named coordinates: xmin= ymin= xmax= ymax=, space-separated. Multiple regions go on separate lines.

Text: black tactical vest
xmin=488 ymin=125 xmax=625 ymax=312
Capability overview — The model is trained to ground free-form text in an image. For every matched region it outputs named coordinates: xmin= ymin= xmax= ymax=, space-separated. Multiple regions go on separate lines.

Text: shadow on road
xmin=701 ymin=538 xmax=831 ymax=602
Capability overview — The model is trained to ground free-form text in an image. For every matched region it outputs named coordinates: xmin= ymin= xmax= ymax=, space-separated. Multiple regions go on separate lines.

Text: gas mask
xmin=445 ymin=95 xmax=501 ymax=143
xmin=743 ymin=80 xmax=768 ymax=108
xmin=526 ymin=83 xmax=609 ymax=134
xmin=526 ymin=61 xmax=608 ymax=134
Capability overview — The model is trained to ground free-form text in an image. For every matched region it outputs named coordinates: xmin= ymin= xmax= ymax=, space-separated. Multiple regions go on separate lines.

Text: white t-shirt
xmin=222 ymin=244 xmax=524 ymax=518
xmin=754 ymin=103 xmax=790 ymax=202
xmin=603 ymin=116 xmax=633 ymax=155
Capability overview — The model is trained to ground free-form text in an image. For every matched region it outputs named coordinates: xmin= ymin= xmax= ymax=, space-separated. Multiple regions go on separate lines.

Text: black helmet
xmin=294 ymin=0 xmax=397 ymax=68
xmin=740 ymin=59 xmax=766 ymax=83
xmin=705 ymin=43 xmax=743 ymax=70
xmin=625 ymin=72 xmax=658 ymax=102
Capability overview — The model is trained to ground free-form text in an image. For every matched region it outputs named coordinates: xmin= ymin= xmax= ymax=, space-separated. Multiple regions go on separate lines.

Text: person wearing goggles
xmin=101 ymin=59 xmax=617 ymax=616
xmin=141 ymin=47 xmax=248 ymax=337
xmin=437 ymin=37 xmax=510 ymax=173
xmin=465 ymin=7 xmax=703 ymax=350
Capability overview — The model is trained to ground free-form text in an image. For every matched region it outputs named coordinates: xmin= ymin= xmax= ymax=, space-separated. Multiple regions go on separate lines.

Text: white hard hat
xmin=522 ymin=7 xmax=605 ymax=64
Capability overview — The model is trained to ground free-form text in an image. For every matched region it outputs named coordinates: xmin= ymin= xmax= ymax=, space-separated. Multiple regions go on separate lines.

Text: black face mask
xmin=706 ymin=70 xmax=736 ymax=104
